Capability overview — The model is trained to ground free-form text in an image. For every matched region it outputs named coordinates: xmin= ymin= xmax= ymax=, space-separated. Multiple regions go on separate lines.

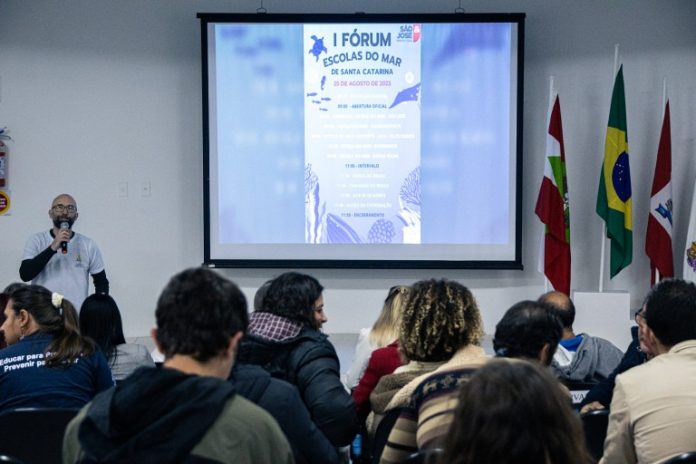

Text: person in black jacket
xmin=579 ymin=325 xmax=649 ymax=413
xmin=237 ymin=271 xmax=359 ymax=447
xmin=232 ymin=363 xmax=339 ymax=464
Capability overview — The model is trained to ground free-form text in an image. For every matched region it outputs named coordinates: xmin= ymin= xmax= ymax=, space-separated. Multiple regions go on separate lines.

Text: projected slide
xmin=203 ymin=15 xmax=522 ymax=265
xmin=304 ymin=25 xmax=421 ymax=245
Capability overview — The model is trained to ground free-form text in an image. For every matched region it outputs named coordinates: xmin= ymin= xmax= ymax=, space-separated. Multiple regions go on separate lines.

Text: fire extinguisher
xmin=0 ymin=139 xmax=7 ymax=188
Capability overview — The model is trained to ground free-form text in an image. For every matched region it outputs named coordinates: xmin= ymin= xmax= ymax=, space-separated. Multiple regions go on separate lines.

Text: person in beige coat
xmin=601 ymin=278 xmax=696 ymax=464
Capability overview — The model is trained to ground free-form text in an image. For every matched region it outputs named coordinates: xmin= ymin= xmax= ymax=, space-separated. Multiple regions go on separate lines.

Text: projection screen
xmin=200 ymin=13 xmax=525 ymax=269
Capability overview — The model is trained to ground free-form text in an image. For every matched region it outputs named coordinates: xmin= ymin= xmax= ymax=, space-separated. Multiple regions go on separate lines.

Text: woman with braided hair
xmin=0 ymin=284 xmax=113 ymax=412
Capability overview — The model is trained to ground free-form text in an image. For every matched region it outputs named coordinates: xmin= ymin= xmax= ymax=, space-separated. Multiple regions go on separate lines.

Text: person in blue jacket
xmin=0 ymin=284 xmax=113 ymax=412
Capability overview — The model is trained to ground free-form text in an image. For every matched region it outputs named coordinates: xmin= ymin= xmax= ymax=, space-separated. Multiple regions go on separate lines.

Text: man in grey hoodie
xmin=63 ymin=268 xmax=293 ymax=464
xmin=540 ymin=291 xmax=623 ymax=383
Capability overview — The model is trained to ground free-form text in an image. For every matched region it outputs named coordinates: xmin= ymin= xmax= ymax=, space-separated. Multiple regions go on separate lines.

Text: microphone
xmin=60 ymin=221 xmax=70 ymax=254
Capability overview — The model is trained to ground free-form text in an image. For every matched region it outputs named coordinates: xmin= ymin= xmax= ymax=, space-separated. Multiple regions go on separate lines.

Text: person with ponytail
xmin=0 ymin=284 xmax=113 ymax=412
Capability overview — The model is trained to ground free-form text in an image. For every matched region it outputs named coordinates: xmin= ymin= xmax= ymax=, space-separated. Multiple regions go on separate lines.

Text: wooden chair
xmin=0 ymin=408 xmax=79 ymax=464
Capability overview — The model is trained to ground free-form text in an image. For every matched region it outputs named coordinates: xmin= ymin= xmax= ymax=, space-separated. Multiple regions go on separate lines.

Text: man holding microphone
xmin=19 ymin=194 xmax=108 ymax=310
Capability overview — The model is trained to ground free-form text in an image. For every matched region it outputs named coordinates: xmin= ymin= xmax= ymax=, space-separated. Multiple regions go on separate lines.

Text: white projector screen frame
xmin=199 ymin=13 xmax=525 ymax=269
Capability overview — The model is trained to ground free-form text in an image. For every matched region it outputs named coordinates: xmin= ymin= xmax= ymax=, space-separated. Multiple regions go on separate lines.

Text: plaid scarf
xmin=248 ymin=312 xmax=302 ymax=342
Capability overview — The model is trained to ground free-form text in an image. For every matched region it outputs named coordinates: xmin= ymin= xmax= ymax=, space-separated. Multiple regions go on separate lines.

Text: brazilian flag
xmin=597 ymin=65 xmax=632 ymax=278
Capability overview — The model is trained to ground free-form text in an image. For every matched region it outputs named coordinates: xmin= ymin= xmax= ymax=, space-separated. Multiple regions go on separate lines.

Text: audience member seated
xmin=378 ymin=279 xmax=487 ymax=464
xmin=346 ymin=285 xmax=410 ymax=389
xmin=232 ymin=363 xmax=339 ymax=464
xmin=492 ymin=300 xmax=564 ymax=366
xmin=601 ymin=279 xmax=696 ymax=464
xmin=0 ymin=284 xmax=24 ymax=350
xmin=366 ymin=280 xmax=475 ymax=437
xmin=235 ymin=275 xmax=338 ymax=464
xmin=439 ymin=358 xmax=590 ymax=464
xmin=378 ymin=299 xmax=562 ymax=464
xmin=0 ymin=285 xmax=113 ymax=412
xmin=253 ymin=279 xmax=273 ymax=312
xmin=351 ymin=286 xmax=409 ymax=418
xmin=63 ymin=268 xmax=293 ymax=463
xmin=353 ymin=340 xmax=404 ymax=421
xmin=79 ymin=294 xmax=154 ymax=382
xmin=579 ymin=324 xmax=648 ymax=413
xmin=540 ymin=291 xmax=623 ymax=383
xmin=237 ymin=271 xmax=358 ymax=447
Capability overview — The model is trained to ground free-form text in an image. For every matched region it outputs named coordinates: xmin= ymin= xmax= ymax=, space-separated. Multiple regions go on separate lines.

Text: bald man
xmin=19 ymin=194 xmax=108 ymax=310
xmin=539 ymin=291 xmax=622 ymax=383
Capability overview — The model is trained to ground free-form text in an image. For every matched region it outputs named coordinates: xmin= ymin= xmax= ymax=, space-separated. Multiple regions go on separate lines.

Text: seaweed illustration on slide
xmin=305 ymin=164 xmax=326 ymax=243
xmin=366 ymin=167 xmax=421 ymax=244
xmin=326 ymin=214 xmax=363 ymax=244
xmin=398 ymin=167 xmax=421 ymax=242
xmin=306 ymin=165 xmax=421 ymax=245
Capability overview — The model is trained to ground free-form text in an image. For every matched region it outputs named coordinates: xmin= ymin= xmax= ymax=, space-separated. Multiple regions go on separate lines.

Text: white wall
xmin=1 ymin=0 xmax=696 ymax=342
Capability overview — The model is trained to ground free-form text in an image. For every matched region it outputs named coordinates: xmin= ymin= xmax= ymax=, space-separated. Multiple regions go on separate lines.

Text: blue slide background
xmin=213 ymin=22 xmax=511 ymax=245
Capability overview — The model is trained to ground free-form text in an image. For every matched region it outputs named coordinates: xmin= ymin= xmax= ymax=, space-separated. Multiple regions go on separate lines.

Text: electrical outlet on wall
xmin=141 ymin=181 xmax=151 ymax=197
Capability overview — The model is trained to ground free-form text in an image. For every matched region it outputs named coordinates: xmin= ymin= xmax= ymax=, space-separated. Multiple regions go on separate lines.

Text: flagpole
xmin=549 ymin=76 xmax=555 ymax=108
xmin=599 ymin=45 xmax=620 ymax=292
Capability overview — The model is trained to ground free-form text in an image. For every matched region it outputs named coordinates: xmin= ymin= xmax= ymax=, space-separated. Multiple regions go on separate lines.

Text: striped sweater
xmin=378 ymin=346 xmax=488 ymax=464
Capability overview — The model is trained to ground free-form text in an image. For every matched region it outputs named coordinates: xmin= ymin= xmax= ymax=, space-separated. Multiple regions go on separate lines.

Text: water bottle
xmin=350 ymin=433 xmax=365 ymax=463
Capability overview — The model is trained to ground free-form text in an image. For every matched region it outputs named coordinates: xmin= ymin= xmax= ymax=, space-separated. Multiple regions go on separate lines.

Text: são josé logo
xmin=397 ymin=24 xmax=421 ymax=42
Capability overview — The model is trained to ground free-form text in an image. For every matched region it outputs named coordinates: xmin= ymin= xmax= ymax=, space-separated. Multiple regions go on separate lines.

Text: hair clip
xmin=52 ymin=292 xmax=64 ymax=313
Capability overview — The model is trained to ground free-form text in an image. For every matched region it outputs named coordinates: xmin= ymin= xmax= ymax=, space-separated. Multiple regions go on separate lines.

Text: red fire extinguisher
xmin=0 ymin=139 xmax=7 ymax=188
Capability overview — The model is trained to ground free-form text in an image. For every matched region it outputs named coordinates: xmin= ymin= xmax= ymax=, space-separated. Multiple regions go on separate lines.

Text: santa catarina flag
xmin=535 ymin=94 xmax=570 ymax=295
xmin=646 ymin=100 xmax=673 ymax=281
xmin=597 ymin=65 xmax=632 ymax=278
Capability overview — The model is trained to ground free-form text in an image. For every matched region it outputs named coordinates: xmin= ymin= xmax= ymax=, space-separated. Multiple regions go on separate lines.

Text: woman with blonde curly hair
xmin=372 ymin=279 xmax=487 ymax=462
xmin=397 ymin=279 xmax=483 ymax=363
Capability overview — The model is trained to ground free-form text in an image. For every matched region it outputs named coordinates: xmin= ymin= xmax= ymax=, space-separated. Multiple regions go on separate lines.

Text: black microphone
xmin=60 ymin=221 xmax=70 ymax=254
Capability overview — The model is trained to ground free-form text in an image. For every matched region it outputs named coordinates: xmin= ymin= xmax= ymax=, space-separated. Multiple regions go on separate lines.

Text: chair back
xmin=581 ymin=408 xmax=609 ymax=461
xmin=664 ymin=452 xmax=696 ymax=464
xmin=0 ymin=408 xmax=79 ymax=464
xmin=0 ymin=455 xmax=25 ymax=464
xmin=370 ymin=407 xmax=403 ymax=464
xmin=402 ymin=448 xmax=443 ymax=464
xmin=564 ymin=379 xmax=597 ymax=410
